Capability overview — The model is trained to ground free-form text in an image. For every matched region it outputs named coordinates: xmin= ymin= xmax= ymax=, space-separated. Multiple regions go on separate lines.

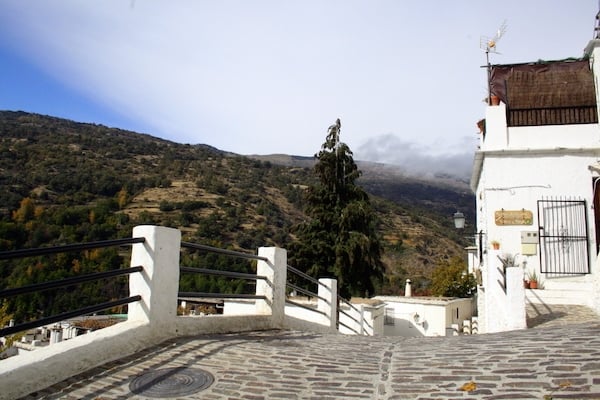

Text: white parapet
xmin=0 ymin=225 xmax=182 ymax=400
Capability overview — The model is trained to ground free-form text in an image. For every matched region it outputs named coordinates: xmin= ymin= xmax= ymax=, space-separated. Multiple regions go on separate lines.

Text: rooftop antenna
xmin=481 ymin=20 xmax=507 ymax=104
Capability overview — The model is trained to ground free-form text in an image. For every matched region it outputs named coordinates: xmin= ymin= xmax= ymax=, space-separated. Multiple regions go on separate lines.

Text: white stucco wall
xmin=471 ymin=43 xmax=600 ymax=321
xmin=374 ymin=297 xmax=474 ymax=337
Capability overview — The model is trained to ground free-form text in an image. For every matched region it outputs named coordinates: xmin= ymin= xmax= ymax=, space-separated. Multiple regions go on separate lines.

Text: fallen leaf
xmin=459 ymin=381 xmax=477 ymax=392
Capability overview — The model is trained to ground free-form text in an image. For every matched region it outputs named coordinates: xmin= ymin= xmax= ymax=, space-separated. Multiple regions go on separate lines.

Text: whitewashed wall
xmin=471 ymin=42 xmax=600 ymax=325
xmin=374 ymin=297 xmax=474 ymax=337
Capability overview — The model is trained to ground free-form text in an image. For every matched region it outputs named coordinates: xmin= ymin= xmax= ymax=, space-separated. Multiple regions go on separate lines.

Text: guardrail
xmin=338 ymin=295 xmax=374 ymax=335
xmin=285 ymin=264 xmax=328 ymax=318
xmin=0 ymin=225 xmax=373 ymax=399
xmin=0 ymin=237 xmax=145 ymax=337
xmin=179 ymin=241 xmax=269 ymax=302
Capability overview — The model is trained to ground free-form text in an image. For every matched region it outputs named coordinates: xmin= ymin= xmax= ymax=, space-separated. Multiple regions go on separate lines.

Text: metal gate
xmin=537 ymin=197 xmax=590 ymax=275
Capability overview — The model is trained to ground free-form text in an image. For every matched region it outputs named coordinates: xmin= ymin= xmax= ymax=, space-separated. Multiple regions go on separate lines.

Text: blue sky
xmin=0 ymin=1 xmax=597 ymax=178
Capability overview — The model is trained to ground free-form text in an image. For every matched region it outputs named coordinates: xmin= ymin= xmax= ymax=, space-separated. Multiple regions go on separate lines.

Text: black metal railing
xmin=0 ymin=237 xmax=146 ymax=337
xmin=337 ymin=296 xmax=373 ymax=335
xmin=285 ymin=265 xmax=327 ymax=317
xmin=178 ymin=242 xmax=269 ymax=301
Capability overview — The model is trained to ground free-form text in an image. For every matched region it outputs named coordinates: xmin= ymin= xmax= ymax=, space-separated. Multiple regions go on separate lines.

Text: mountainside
xmin=0 ymin=111 xmax=474 ymax=297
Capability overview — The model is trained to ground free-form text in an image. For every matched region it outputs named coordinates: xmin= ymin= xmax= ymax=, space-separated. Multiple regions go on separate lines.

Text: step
xmin=526 ymin=288 xmax=593 ymax=306
xmin=540 ymin=279 xmax=594 ymax=292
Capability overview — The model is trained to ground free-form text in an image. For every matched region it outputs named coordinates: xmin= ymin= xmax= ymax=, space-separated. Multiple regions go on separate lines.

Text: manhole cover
xmin=129 ymin=367 xmax=214 ymax=398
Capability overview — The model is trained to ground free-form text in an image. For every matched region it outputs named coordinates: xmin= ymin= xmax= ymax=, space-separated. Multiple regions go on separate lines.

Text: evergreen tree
xmin=290 ymin=119 xmax=384 ymax=298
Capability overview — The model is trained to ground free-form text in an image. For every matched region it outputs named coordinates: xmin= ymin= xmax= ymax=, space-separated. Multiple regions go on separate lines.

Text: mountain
xmin=0 ymin=110 xmax=475 ymax=298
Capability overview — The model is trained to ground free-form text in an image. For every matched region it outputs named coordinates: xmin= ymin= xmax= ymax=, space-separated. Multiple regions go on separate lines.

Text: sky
xmin=0 ymin=1 xmax=598 ymax=179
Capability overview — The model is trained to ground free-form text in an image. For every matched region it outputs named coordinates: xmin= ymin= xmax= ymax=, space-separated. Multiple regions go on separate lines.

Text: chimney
xmin=50 ymin=325 xmax=63 ymax=344
xmin=405 ymin=279 xmax=412 ymax=297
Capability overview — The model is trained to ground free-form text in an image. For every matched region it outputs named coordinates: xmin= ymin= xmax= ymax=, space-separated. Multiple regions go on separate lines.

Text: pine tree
xmin=290 ymin=119 xmax=384 ymax=298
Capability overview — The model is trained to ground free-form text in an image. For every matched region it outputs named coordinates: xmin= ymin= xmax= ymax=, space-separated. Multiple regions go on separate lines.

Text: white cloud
xmin=356 ymin=133 xmax=475 ymax=179
xmin=0 ymin=0 xmax=596 ymax=165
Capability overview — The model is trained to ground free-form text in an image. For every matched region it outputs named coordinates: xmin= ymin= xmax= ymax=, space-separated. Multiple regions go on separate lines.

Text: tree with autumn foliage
xmin=430 ymin=256 xmax=477 ymax=298
xmin=289 ymin=119 xmax=384 ymax=298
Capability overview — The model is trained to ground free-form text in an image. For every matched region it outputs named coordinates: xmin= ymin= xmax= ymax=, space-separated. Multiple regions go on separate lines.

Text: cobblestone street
xmin=17 ymin=307 xmax=600 ymax=400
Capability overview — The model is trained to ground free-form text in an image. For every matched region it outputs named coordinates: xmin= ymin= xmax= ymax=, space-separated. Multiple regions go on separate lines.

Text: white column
xmin=256 ymin=247 xmax=287 ymax=328
xmin=318 ymin=278 xmax=338 ymax=332
xmin=128 ymin=225 xmax=181 ymax=334
xmin=359 ymin=304 xmax=365 ymax=335
xmin=506 ymin=266 xmax=527 ymax=330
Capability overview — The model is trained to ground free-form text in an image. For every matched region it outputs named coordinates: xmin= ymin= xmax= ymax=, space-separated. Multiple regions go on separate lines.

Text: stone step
xmin=540 ymin=279 xmax=593 ymax=291
xmin=526 ymin=287 xmax=593 ymax=305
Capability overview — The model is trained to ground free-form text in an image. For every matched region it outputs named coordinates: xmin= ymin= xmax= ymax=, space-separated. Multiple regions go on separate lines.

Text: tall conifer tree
xmin=290 ymin=119 xmax=384 ymax=298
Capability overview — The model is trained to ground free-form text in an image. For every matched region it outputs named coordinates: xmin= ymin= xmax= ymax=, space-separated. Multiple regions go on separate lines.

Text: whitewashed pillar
xmin=506 ymin=266 xmax=527 ymax=330
xmin=359 ymin=304 xmax=366 ymax=335
xmin=318 ymin=278 xmax=338 ymax=332
xmin=128 ymin=225 xmax=181 ymax=334
xmin=256 ymin=247 xmax=287 ymax=328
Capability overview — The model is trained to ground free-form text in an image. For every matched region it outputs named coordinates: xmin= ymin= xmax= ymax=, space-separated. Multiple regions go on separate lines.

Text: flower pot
xmin=490 ymin=95 xmax=500 ymax=106
xmin=529 ymin=280 xmax=538 ymax=289
xmin=492 ymin=243 xmax=500 ymax=250
xmin=524 ymin=280 xmax=530 ymax=289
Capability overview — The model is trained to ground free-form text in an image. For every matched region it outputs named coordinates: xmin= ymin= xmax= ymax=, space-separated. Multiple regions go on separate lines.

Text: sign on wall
xmin=494 ymin=209 xmax=533 ymax=225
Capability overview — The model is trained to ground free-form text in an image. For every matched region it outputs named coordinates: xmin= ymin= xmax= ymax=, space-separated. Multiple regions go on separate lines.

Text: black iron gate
xmin=537 ymin=197 xmax=590 ymax=275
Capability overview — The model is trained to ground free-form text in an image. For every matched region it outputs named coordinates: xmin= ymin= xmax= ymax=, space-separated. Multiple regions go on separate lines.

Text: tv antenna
xmin=481 ymin=20 xmax=507 ymax=104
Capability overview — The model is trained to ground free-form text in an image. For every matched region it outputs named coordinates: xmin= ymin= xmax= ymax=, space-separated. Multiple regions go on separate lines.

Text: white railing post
xmin=359 ymin=304 xmax=365 ymax=335
xmin=506 ymin=266 xmax=527 ymax=330
xmin=318 ymin=278 xmax=338 ymax=332
xmin=256 ymin=247 xmax=287 ymax=328
xmin=128 ymin=225 xmax=181 ymax=333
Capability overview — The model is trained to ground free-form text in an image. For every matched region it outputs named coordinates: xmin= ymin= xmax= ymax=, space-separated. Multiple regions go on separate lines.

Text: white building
xmin=469 ymin=39 xmax=600 ymax=332
xmin=374 ymin=296 xmax=476 ymax=337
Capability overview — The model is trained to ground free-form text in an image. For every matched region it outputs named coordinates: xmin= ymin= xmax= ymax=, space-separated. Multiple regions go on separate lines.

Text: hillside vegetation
xmin=0 ymin=111 xmax=474 ymax=321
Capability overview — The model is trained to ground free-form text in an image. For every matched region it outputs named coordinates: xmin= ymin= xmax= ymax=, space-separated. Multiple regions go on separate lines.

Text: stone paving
xmin=16 ymin=307 xmax=600 ymax=400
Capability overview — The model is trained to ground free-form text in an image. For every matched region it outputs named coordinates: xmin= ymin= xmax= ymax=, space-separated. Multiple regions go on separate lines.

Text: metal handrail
xmin=338 ymin=319 xmax=360 ymax=335
xmin=285 ymin=298 xmax=327 ymax=317
xmin=286 ymin=265 xmax=325 ymax=287
xmin=338 ymin=295 xmax=360 ymax=314
xmin=180 ymin=267 xmax=267 ymax=281
xmin=286 ymin=282 xmax=327 ymax=303
xmin=0 ymin=296 xmax=141 ymax=337
xmin=0 ymin=266 xmax=144 ymax=299
xmin=338 ymin=295 xmax=373 ymax=333
xmin=0 ymin=237 xmax=145 ymax=260
xmin=0 ymin=237 xmax=146 ymax=337
xmin=181 ymin=241 xmax=268 ymax=262
xmin=178 ymin=292 xmax=266 ymax=300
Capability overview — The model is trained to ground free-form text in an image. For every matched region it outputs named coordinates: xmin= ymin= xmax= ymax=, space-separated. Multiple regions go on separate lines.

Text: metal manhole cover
xmin=129 ymin=367 xmax=214 ymax=398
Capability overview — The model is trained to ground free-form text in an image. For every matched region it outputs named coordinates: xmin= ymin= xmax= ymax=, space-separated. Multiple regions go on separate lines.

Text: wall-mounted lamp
xmin=413 ymin=312 xmax=425 ymax=326
xmin=453 ymin=211 xmax=466 ymax=229
xmin=453 ymin=211 xmax=484 ymax=265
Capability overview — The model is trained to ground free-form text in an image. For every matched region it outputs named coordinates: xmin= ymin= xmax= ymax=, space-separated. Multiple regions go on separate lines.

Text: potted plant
xmin=528 ymin=271 xmax=539 ymax=289
xmin=490 ymin=240 xmax=500 ymax=250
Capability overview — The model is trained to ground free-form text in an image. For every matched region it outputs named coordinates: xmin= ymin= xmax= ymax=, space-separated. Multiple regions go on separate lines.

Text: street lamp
xmin=453 ymin=211 xmax=484 ymax=267
xmin=453 ymin=211 xmax=466 ymax=229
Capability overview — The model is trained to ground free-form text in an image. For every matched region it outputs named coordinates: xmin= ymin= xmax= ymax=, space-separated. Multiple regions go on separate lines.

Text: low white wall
xmin=0 ymin=321 xmax=158 ymax=400
xmin=481 ymin=250 xmax=526 ymax=333
xmin=0 ymin=227 xmax=291 ymax=399
xmin=0 ymin=226 xmax=352 ymax=399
